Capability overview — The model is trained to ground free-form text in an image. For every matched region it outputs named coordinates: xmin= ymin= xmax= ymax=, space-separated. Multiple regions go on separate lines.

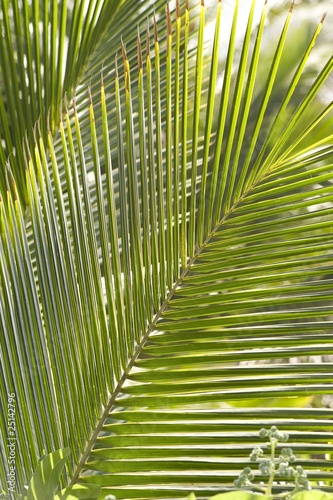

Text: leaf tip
xmin=154 ymin=14 xmax=158 ymax=43
xmin=32 ymin=123 xmax=37 ymax=146
xmin=100 ymin=62 xmax=105 ymax=87
xmin=88 ymin=86 xmax=92 ymax=106
xmin=115 ymin=53 xmax=119 ymax=78
xmin=62 ymin=92 xmax=69 ymax=120
xmin=24 ymin=133 xmax=30 ymax=155
xmin=137 ymin=32 xmax=143 ymax=70
xmin=121 ymin=42 xmax=130 ymax=91
xmin=72 ymin=95 xmax=77 ymax=116
xmin=47 ymin=107 xmax=52 ymax=132
xmin=166 ymin=3 xmax=172 ymax=36
xmin=321 ymin=12 xmax=327 ymax=24
xmin=290 ymin=0 xmax=295 ymax=12
xmin=4 ymin=164 xmax=10 ymax=192
xmin=146 ymin=24 xmax=150 ymax=56
xmin=121 ymin=39 xmax=127 ymax=62
xmin=176 ymin=0 xmax=181 ymax=18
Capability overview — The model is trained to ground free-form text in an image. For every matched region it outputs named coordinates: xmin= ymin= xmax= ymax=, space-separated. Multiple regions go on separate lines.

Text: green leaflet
xmin=210 ymin=494 xmax=271 ymax=500
xmin=14 ymin=449 xmax=100 ymax=500
xmin=53 ymin=483 xmax=101 ymax=499
xmin=188 ymin=492 xmax=333 ymax=500
xmin=24 ymin=448 xmax=70 ymax=500
xmin=0 ymin=0 xmax=168 ymax=201
xmin=1 ymin=0 xmax=333 ymax=498
xmin=188 ymin=493 xmax=271 ymax=500
xmin=291 ymin=492 xmax=333 ymax=500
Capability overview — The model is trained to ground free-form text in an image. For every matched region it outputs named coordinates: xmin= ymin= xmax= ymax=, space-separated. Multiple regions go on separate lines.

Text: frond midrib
xmin=69 ymin=261 xmax=186 ymax=484
xmin=69 ymin=171 xmax=266 ymax=484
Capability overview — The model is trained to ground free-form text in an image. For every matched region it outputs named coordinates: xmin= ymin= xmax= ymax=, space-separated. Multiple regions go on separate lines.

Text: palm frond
xmin=0 ymin=0 xmax=168 ymax=201
xmin=1 ymin=0 xmax=333 ymax=499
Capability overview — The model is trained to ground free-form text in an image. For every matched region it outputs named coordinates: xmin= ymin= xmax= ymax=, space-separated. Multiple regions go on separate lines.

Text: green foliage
xmin=24 ymin=448 xmax=70 ymax=500
xmin=1 ymin=0 xmax=333 ymax=499
xmin=205 ymin=493 xmax=271 ymax=499
xmin=291 ymin=492 xmax=333 ymax=500
xmin=0 ymin=0 xmax=166 ymax=201
xmin=53 ymin=483 xmax=102 ymax=500
xmin=15 ymin=450 xmax=100 ymax=500
xmin=187 ymin=491 xmax=333 ymax=500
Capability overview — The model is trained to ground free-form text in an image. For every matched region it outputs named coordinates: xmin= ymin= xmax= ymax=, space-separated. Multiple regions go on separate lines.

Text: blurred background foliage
xmin=199 ymin=0 xmax=333 ymax=413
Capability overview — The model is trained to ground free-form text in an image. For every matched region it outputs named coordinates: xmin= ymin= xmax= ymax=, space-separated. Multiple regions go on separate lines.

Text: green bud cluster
xmin=259 ymin=425 xmax=289 ymax=443
xmin=292 ymin=466 xmax=312 ymax=492
xmin=249 ymin=446 xmax=264 ymax=461
xmin=233 ymin=467 xmax=254 ymax=488
xmin=234 ymin=426 xmax=311 ymax=498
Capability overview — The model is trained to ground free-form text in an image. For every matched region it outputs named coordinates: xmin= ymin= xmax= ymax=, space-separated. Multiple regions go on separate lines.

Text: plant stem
xmin=266 ymin=438 xmax=277 ymax=495
xmin=251 ymin=485 xmax=266 ymax=493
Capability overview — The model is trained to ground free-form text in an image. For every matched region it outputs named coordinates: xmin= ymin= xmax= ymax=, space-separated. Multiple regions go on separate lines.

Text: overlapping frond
xmin=0 ymin=0 xmax=169 ymax=201
xmin=1 ymin=0 xmax=333 ymax=499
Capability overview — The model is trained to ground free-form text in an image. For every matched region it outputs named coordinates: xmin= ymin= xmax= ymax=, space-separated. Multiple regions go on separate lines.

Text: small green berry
xmin=259 ymin=460 xmax=272 ymax=476
xmin=279 ymin=432 xmax=289 ymax=443
xmin=250 ymin=446 xmax=264 ymax=461
xmin=280 ymin=447 xmax=294 ymax=460
xmin=234 ymin=467 xmax=253 ymax=488
xmin=259 ymin=428 xmax=268 ymax=439
xmin=280 ymin=447 xmax=290 ymax=456
xmin=277 ymin=464 xmax=294 ymax=477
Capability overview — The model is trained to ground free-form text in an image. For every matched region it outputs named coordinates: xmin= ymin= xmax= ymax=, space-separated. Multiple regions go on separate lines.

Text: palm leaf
xmin=1 ymin=0 xmax=333 ymax=498
xmin=0 ymin=0 xmax=168 ymax=201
